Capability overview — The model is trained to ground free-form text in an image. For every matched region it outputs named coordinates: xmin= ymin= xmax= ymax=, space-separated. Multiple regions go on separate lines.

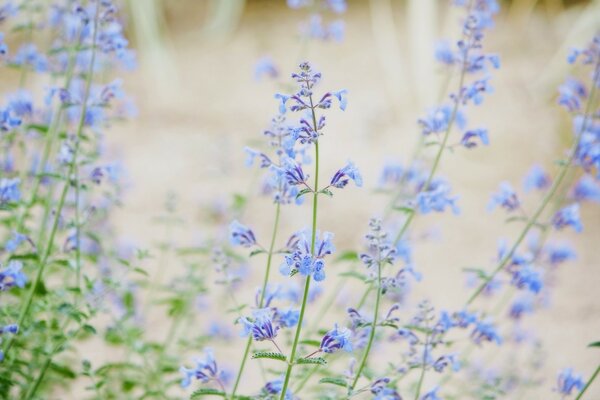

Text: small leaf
xmin=296 ymin=188 xmax=313 ymax=199
xmin=588 ymin=341 xmax=600 ymax=348
xmin=319 ymin=377 xmax=347 ymax=387
xmin=392 ymin=206 xmax=414 ymax=214
xmin=191 ymin=388 xmax=226 ymax=398
xmin=334 ymin=251 xmax=359 ymax=263
xmin=320 ymin=188 xmax=333 ymax=197
xmin=295 ymin=357 xmax=326 ymax=365
xmin=249 ymin=249 xmax=266 ymax=257
xmin=338 ymin=271 xmax=368 ymax=282
xmin=251 ymin=352 xmax=287 ymax=362
xmin=299 ymin=339 xmax=321 ymax=347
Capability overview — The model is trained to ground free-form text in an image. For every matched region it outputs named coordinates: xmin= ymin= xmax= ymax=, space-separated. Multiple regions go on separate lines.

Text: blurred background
xmin=81 ymin=0 xmax=600 ymax=398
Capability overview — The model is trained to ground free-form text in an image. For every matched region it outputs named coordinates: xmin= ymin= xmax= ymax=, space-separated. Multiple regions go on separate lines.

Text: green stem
xmin=466 ymin=66 xmax=598 ymax=306
xmin=413 ymin=331 xmax=431 ymax=400
xmin=230 ymin=202 xmax=282 ymax=399
xmin=15 ymin=29 xmax=80 ymax=235
xmin=576 ymin=365 xmax=600 ymax=400
xmin=349 ymin=257 xmax=382 ymax=392
xmin=2 ymin=7 xmax=100 ymax=360
xmin=279 ymin=96 xmax=321 ymax=399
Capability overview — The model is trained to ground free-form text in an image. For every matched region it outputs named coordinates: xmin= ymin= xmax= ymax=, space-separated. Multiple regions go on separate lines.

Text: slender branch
xmin=576 ymin=365 xmax=600 ymax=400
xmin=279 ymin=92 xmax=321 ymax=400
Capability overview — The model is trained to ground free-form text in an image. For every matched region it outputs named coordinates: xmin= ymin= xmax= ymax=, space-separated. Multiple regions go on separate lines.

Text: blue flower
xmin=370 ymin=377 xmax=401 ymax=399
xmin=558 ymin=78 xmax=587 ymax=112
xmin=414 ymin=178 xmax=460 ymax=215
xmin=432 ymin=354 xmax=460 ymax=373
xmin=460 ymin=128 xmax=489 ymax=148
xmin=274 ymin=93 xmax=290 ymax=114
xmin=12 ymin=43 xmax=48 ymax=72
xmin=0 ymin=105 xmax=21 ymax=132
xmin=254 ymin=56 xmax=279 ymax=81
xmin=0 ymin=324 xmax=18 ymax=335
xmin=523 ymin=165 xmax=551 ymax=192
xmin=572 ymin=175 xmax=600 ymax=202
xmin=273 ymin=308 xmax=300 ymax=328
xmin=487 ymin=182 xmax=520 ymax=212
xmin=510 ymin=265 xmax=543 ymax=293
xmin=421 ymin=387 xmax=442 ymax=400
xmin=319 ymin=324 xmax=352 ymax=353
xmin=0 ymin=261 xmax=27 ymax=291
xmin=552 ymin=203 xmax=583 ymax=232
xmin=263 ymin=375 xmax=293 ymax=399
xmin=280 ymin=231 xmax=335 ymax=281
xmin=0 ymin=32 xmax=7 ymax=56
xmin=396 ymin=328 xmax=419 ymax=345
xmin=555 ymin=368 xmax=585 ymax=396
xmin=4 ymin=231 xmax=27 ymax=252
xmin=470 ymin=320 xmax=502 ymax=345
xmin=228 ymin=220 xmax=257 ymax=248
xmin=240 ymin=312 xmax=279 ymax=341
xmin=179 ymin=348 xmax=228 ymax=388
xmin=509 ymin=296 xmax=534 ymax=320
xmin=330 ymin=161 xmax=362 ymax=188
xmin=244 ymin=147 xmax=272 ymax=168
xmin=282 ymin=158 xmax=309 ymax=186
xmin=333 ymin=89 xmax=348 ymax=110
xmin=546 ymin=242 xmax=576 ymax=265
xmin=418 ymin=105 xmax=466 ymax=136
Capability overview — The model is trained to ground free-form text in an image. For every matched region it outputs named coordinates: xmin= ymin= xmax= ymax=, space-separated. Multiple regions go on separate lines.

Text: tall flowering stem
xmin=466 ymin=60 xmax=599 ymax=306
xmin=230 ymin=202 xmax=282 ymax=399
xmin=575 ymin=365 xmax=600 ymax=400
xmin=279 ymin=111 xmax=320 ymax=400
xmin=349 ymin=245 xmax=382 ymax=393
xmin=2 ymin=4 xmax=101 ymax=359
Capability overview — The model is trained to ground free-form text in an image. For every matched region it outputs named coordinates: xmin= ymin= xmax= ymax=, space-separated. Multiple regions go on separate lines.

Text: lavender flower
xmin=523 ymin=165 xmax=551 ymax=192
xmin=470 ymin=320 xmax=502 ymax=346
xmin=330 ymin=161 xmax=363 ymax=188
xmin=555 ymin=368 xmax=585 ymax=396
xmin=460 ymin=128 xmax=489 ymax=148
xmin=551 ymin=203 xmax=583 ymax=232
xmin=319 ymin=324 xmax=352 ymax=353
xmin=229 ymin=220 xmax=257 ymax=247
xmin=280 ymin=230 xmax=335 ymax=281
xmin=179 ymin=348 xmax=228 ymax=388
xmin=0 ymin=261 xmax=27 ymax=291
xmin=488 ymin=182 xmax=520 ymax=212
xmin=240 ymin=312 xmax=279 ymax=342
xmin=572 ymin=175 xmax=600 ymax=202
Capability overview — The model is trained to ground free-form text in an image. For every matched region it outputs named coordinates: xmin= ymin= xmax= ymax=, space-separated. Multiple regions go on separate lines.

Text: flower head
xmin=552 ymin=203 xmax=583 ymax=232
xmin=330 ymin=161 xmax=362 ymax=188
xmin=319 ymin=324 xmax=352 ymax=353
xmin=229 ymin=220 xmax=257 ymax=248
xmin=488 ymin=182 xmax=520 ymax=212
xmin=179 ymin=348 xmax=227 ymax=388
xmin=555 ymin=368 xmax=585 ymax=396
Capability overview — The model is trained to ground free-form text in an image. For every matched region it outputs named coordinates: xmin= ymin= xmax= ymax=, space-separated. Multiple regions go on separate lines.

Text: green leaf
xmin=505 ymin=216 xmax=528 ymax=224
xmin=299 ymin=339 xmax=321 ymax=347
xmin=296 ymin=188 xmax=313 ymax=199
xmin=338 ymin=271 xmax=368 ymax=282
xmin=226 ymin=304 xmax=247 ymax=314
xmin=249 ymin=249 xmax=266 ymax=257
xmin=295 ymin=357 xmax=326 ymax=365
xmin=319 ymin=377 xmax=347 ymax=387
xmin=251 ymin=352 xmax=287 ymax=362
xmin=335 ymin=251 xmax=359 ymax=263
xmin=82 ymin=324 xmax=97 ymax=335
xmin=232 ymin=193 xmax=247 ymax=212
xmin=462 ymin=267 xmax=490 ymax=280
xmin=588 ymin=341 xmax=600 ymax=348
xmin=191 ymin=388 xmax=226 ymax=398
xmin=320 ymin=188 xmax=333 ymax=197
xmin=392 ymin=206 xmax=415 ymax=214
xmin=49 ymin=362 xmax=77 ymax=379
